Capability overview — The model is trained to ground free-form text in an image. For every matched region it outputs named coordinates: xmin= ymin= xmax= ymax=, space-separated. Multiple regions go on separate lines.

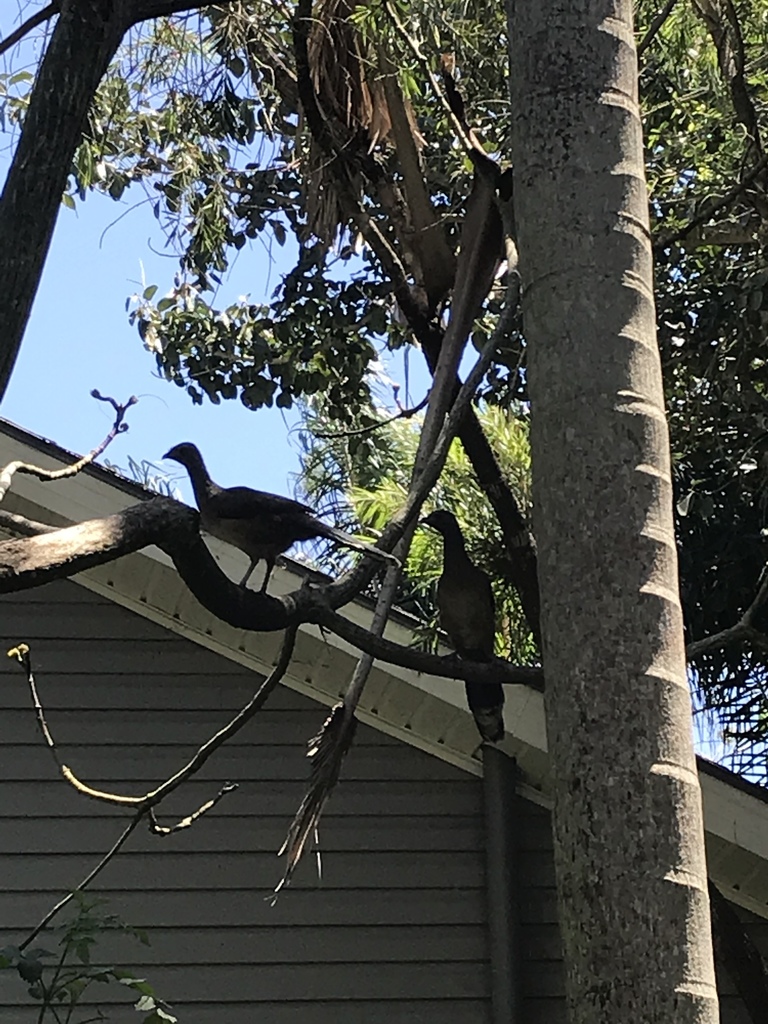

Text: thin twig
xmin=147 ymin=782 xmax=239 ymax=835
xmin=19 ymin=816 xmax=142 ymax=952
xmin=0 ymin=2 xmax=59 ymax=59
xmin=12 ymin=627 xmax=298 ymax=944
xmin=0 ymin=391 xmax=137 ymax=503
xmin=381 ymin=0 xmax=475 ymax=159
xmin=637 ymin=0 xmax=680 ymax=59
xmin=312 ymin=392 xmax=430 ymax=439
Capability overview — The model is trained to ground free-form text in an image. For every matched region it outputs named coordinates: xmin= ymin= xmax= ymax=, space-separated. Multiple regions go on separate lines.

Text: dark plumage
xmin=164 ymin=442 xmax=396 ymax=592
xmin=422 ymin=509 xmax=504 ymax=743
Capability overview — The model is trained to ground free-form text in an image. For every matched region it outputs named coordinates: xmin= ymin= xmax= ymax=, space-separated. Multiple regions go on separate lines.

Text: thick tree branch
xmin=0 ymin=2 xmax=59 ymax=58
xmin=0 ymin=0 xmax=130 ymax=402
xmin=314 ymin=606 xmax=541 ymax=688
xmin=0 ymin=499 xmax=534 ymax=686
xmin=0 ymin=0 xmax=254 ymax=403
xmin=692 ymin=0 xmax=761 ymax=152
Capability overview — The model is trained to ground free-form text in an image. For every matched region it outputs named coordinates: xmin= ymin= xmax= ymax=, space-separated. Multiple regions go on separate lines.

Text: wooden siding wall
xmin=0 ymin=581 xmax=491 ymax=1023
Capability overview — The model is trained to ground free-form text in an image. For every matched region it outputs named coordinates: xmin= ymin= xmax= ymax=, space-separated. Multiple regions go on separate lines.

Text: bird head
xmin=420 ymin=509 xmax=460 ymax=535
xmin=163 ymin=442 xmax=204 ymax=469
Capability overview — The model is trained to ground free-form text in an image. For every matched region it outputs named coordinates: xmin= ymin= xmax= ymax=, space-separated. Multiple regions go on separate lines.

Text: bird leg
xmin=259 ymin=557 xmax=276 ymax=593
xmin=240 ymin=559 xmax=258 ymax=588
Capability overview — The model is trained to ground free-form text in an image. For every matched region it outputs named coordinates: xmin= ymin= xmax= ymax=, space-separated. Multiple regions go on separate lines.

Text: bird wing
xmin=205 ymin=487 xmax=315 ymax=522
xmin=436 ymin=562 xmax=504 ymax=743
xmin=436 ymin=563 xmax=496 ymax=660
xmin=206 ymin=487 xmax=398 ymax=568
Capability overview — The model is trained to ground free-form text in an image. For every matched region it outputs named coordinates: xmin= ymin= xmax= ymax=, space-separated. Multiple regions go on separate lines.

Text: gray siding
xmin=0 ymin=581 xmax=491 ymax=1022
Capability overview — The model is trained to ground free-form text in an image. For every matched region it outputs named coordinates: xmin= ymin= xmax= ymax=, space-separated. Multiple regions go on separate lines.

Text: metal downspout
xmin=483 ymin=746 xmax=522 ymax=1023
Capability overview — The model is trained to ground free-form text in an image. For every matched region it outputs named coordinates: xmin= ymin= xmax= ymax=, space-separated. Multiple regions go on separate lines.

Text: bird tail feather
xmin=465 ymin=681 xmax=505 ymax=744
xmin=317 ymin=524 xmax=400 ymax=569
xmin=274 ymin=704 xmax=357 ymax=897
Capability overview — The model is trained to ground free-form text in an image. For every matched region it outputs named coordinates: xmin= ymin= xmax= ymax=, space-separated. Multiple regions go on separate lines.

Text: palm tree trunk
xmin=506 ymin=2 xmax=719 ymax=1020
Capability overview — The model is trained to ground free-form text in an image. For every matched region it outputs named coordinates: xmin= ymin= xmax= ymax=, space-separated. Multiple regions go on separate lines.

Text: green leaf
xmin=61 ymin=193 xmax=76 ymax=210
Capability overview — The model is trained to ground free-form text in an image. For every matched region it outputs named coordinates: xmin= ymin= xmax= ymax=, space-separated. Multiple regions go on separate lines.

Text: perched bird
xmin=164 ymin=442 xmax=396 ymax=592
xmin=421 ymin=509 xmax=505 ymax=743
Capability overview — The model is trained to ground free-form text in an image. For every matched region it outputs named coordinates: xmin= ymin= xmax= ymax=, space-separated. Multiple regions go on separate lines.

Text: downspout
xmin=483 ymin=746 xmax=522 ymax=1023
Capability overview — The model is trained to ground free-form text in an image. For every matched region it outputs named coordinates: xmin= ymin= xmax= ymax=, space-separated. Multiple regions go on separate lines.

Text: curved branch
xmin=313 ymin=607 xmax=542 ymax=688
xmin=0 ymin=499 xmax=537 ymax=686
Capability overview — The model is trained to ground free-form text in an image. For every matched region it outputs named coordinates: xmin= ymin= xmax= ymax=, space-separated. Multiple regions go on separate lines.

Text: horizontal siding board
xmin=0 ymin=744 xmax=474 ymax=782
xmin=0 ymin=780 xmax=482 ymax=817
xmin=0 ymin=961 xmax=491 ymax=1002
xmin=0 ymin=1000 xmax=491 ymax=1024
xmin=0 ymin=814 xmax=484 ymax=854
xmin=0 ymin=851 xmax=485 ymax=891
xmin=0 ymin=709 xmax=401 ymax=746
xmin=0 ymin=642 xmax=256 ymax=675
xmin=1 ymin=602 xmax=187 ymax=640
xmin=138 ymin=1001 xmax=491 ymax=1024
xmin=0 ymin=888 xmax=487 ymax=928
xmin=1 ymin=924 xmax=488 ymax=965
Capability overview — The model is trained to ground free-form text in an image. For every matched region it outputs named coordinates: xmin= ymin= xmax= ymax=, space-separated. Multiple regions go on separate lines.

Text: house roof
xmin=0 ymin=417 xmax=766 ymax=920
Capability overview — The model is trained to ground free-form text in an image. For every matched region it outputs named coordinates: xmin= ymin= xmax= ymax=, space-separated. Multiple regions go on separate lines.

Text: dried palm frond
xmin=274 ymin=703 xmax=357 ymax=895
xmin=301 ymin=0 xmax=394 ymax=242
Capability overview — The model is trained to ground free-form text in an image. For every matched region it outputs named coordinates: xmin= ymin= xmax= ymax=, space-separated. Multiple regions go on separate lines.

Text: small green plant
xmin=0 ymin=894 xmax=176 ymax=1023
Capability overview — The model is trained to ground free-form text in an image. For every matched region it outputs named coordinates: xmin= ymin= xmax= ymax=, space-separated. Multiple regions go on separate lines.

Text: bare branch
xmin=382 ymin=0 xmax=475 ymax=159
xmin=11 ymin=621 xmax=297 ymax=947
xmin=692 ymin=0 xmax=762 ymax=152
xmin=0 ymin=496 xmax=537 ymax=685
xmin=277 ymin=322 xmax=517 ymax=890
xmin=147 ymin=782 xmax=238 ymax=835
xmin=0 ymin=392 xmax=137 ymax=503
xmin=139 ymin=623 xmax=298 ymax=805
xmin=0 ymin=2 xmax=59 ymax=59
xmin=314 ymin=606 xmax=540 ymax=687
xmin=687 ymin=563 xmax=768 ymax=659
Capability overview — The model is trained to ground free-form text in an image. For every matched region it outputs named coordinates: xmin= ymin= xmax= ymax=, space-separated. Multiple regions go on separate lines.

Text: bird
xmin=421 ymin=509 xmax=505 ymax=743
xmin=163 ymin=442 xmax=397 ymax=592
